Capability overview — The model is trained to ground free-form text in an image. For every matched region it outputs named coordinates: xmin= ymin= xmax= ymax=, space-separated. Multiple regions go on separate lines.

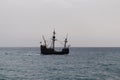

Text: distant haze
xmin=0 ymin=0 xmax=120 ymax=47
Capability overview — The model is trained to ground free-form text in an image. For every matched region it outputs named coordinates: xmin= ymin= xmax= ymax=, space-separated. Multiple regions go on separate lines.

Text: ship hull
xmin=40 ymin=45 xmax=69 ymax=55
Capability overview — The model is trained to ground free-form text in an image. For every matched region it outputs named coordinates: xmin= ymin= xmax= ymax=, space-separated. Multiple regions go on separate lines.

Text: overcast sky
xmin=0 ymin=0 xmax=120 ymax=47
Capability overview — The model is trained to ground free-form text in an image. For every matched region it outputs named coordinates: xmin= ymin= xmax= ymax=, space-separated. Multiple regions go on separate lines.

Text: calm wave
xmin=0 ymin=47 xmax=120 ymax=80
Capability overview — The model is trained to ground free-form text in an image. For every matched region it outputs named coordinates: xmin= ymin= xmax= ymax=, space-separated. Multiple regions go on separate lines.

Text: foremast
xmin=64 ymin=38 xmax=67 ymax=48
xmin=52 ymin=30 xmax=56 ymax=50
xmin=64 ymin=34 xmax=68 ymax=48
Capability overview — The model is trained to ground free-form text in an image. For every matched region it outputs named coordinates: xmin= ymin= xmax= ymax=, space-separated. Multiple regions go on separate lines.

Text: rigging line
xmin=57 ymin=40 xmax=64 ymax=45
xmin=47 ymin=40 xmax=52 ymax=47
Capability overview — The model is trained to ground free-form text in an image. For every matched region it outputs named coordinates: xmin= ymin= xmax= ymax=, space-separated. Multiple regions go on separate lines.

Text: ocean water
xmin=0 ymin=47 xmax=120 ymax=80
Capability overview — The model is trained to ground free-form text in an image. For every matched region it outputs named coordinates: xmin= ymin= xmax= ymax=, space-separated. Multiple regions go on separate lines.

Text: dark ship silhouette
xmin=40 ymin=30 xmax=69 ymax=55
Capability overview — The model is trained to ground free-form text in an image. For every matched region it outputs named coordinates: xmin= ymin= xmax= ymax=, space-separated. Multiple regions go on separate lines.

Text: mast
xmin=64 ymin=34 xmax=68 ymax=48
xmin=52 ymin=30 xmax=56 ymax=49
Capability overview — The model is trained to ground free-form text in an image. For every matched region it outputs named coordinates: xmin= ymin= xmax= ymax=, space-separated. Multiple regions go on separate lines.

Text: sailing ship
xmin=40 ymin=30 xmax=69 ymax=55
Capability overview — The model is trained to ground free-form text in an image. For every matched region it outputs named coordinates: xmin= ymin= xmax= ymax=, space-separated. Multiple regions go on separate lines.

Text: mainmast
xmin=52 ymin=30 xmax=56 ymax=49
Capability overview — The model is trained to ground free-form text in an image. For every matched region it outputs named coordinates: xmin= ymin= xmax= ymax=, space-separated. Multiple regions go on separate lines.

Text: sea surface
xmin=0 ymin=47 xmax=120 ymax=80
